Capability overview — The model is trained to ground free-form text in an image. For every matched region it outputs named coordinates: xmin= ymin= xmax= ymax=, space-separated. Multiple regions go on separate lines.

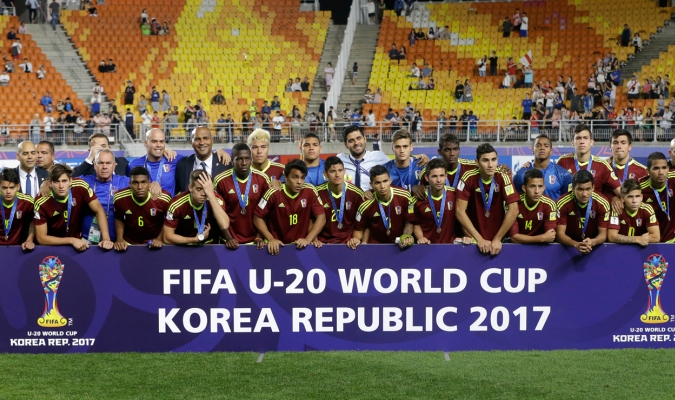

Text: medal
xmin=328 ymin=182 xmax=347 ymax=230
xmin=479 ymin=177 xmax=495 ymax=219
xmin=575 ymin=196 xmax=593 ymax=240
xmin=652 ymin=179 xmax=671 ymax=221
xmin=193 ymin=200 xmax=208 ymax=242
xmin=198 ymin=234 xmax=205 ymax=241
xmin=427 ymin=186 xmax=446 ymax=235
xmin=233 ymin=170 xmax=252 ymax=215
xmin=1 ymin=197 xmax=17 ymax=242
xmin=377 ymin=189 xmax=392 ymax=237
xmin=436 ymin=227 xmax=442 ymax=233
xmin=386 ymin=230 xmax=391 ymax=236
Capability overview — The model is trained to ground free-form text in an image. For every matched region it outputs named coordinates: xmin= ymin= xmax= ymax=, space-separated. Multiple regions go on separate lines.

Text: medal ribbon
xmin=427 ymin=187 xmax=446 ymax=232
xmin=478 ymin=178 xmax=495 ymax=214
xmin=652 ymin=180 xmax=670 ymax=218
xmin=575 ymin=196 xmax=593 ymax=239
xmin=612 ymin=159 xmax=630 ymax=184
xmin=193 ymin=201 xmax=208 ymax=236
xmin=574 ymin=156 xmax=592 ymax=174
xmin=144 ymin=156 xmax=166 ymax=184
xmin=1 ymin=197 xmax=17 ymax=240
xmin=328 ymin=183 xmax=347 ymax=227
xmin=233 ymin=170 xmax=252 ymax=212
xmin=376 ymin=190 xmax=392 ymax=232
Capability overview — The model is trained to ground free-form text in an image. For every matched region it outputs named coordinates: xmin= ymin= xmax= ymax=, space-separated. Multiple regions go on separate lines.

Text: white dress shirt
xmin=193 ymin=155 xmax=213 ymax=178
xmin=337 ymin=151 xmax=391 ymax=191
xmin=18 ymin=167 xmax=38 ymax=198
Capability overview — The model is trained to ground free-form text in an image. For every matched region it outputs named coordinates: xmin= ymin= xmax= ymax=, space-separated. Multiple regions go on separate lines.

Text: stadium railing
xmin=326 ymin=1 xmax=358 ymax=119
xmin=1 ymin=6 xmax=15 ymax=16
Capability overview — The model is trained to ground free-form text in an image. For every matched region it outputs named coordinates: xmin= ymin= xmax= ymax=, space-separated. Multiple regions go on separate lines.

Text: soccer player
xmin=214 ymin=143 xmax=270 ymax=249
xmin=164 ymin=170 xmax=229 ymax=245
xmin=353 ymin=165 xmax=414 ymax=247
xmin=78 ymin=149 xmax=130 ymax=243
xmin=556 ymin=170 xmax=610 ymax=254
xmin=417 ymin=133 xmax=476 ymax=191
xmin=253 ymin=159 xmax=326 ymax=255
xmin=508 ymin=169 xmax=557 ymax=244
xmin=513 ymin=134 xmax=572 ymax=200
xmin=112 ymin=166 xmax=172 ymax=250
xmin=248 ymin=129 xmax=285 ymax=184
xmin=33 ymin=163 xmax=113 ymax=251
xmin=0 ymin=168 xmax=35 ymax=250
xmin=36 ymin=140 xmax=55 ymax=171
xmin=315 ymin=156 xmax=364 ymax=246
xmin=608 ymin=178 xmax=659 ymax=246
xmin=639 ymin=152 xmax=675 ymax=242
xmin=383 ymin=130 xmax=423 ymax=191
xmin=556 ymin=124 xmax=621 ymax=209
xmin=456 ymin=144 xmax=519 ymax=255
xmin=412 ymin=158 xmax=465 ymax=244
xmin=301 ymin=133 xmax=327 ymax=186
xmin=607 ymin=129 xmax=647 ymax=200
xmin=128 ymin=128 xmax=181 ymax=195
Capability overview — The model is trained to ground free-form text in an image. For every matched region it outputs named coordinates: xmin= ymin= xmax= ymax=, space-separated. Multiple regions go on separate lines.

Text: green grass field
xmin=0 ymin=349 xmax=673 ymax=399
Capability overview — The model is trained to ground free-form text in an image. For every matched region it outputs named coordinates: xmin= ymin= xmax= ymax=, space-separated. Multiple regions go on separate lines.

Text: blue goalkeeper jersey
xmin=514 ymin=161 xmax=573 ymax=201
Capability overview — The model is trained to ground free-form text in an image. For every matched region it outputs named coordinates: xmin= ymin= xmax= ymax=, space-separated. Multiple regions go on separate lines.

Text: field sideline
xmin=0 ymin=349 xmax=673 ymax=399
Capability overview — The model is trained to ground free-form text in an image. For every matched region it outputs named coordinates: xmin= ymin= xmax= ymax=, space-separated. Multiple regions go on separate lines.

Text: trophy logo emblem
xmin=37 ymin=256 xmax=67 ymax=328
xmin=641 ymin=254 xmax=669 ymax=324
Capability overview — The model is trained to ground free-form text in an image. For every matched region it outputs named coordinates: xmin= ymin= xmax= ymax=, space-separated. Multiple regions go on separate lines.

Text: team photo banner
xmin=0 ymin=244 xmax=673 ymax=353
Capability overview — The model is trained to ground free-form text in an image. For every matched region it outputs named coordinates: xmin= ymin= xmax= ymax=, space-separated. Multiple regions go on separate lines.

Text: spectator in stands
xmin=415 ymin=77 xmax=427 ymax=90
xmin=211 ymin=90 xmax=225 ymax=105
xmin=463 ymin=79 xmax=473 ymax=102
xmin=408 ymin=28 xmax=416 ymax=47
xmin=90 ymin=94 xmax=101 ymax=116
xmin=3 ymin=57 xmax=13 ymax=73
xmin=160 ymin=22 xmax=170 ymax=36
xmin=124 ymin=81 xmax=136 ymax=105
xmin=260 ymin=101 xmax=271 ymax=117
xmin=365 ymin=110 xmax=376 ymax=127
xmin=74 ymin=112 xmax=85 ymax=140
xmin=87 ymin=3 xmax=97 ymax=17
xmin=285 ymin=78 xmax=293 ymax=92
xmin=141 ymin=109 xmax=152 ymax=136
xmin=7 ymin=27 xmax=15 ymax=40
xmin=427 ymin=28 xmax=435 ymax=40
xmin=106 ymin=59 xmax=116 ymax=73
xmin=36 ymin=64 xmax=45 ymax=79
xmin=501 ymin=71 xmax=511 ymax=89
xmin=301 ymin=77 xmax=310 ymax=92
xmin=11 ymin=38 xmax=21 ymax=60
xmin=506 ymin=58 xmax=516 ymax=84
xmin=352 ymin=62 xmax=359 ymax=85
xmin=502 ymin=17 xmax=512 ymax=38
xmin=363 ymin=89 xmax=374 ymax=104
xmin=364 ymin=0 xmax=376 ymax=25
xmin=98 ymin=59 xmax=106 ymax=73
xmin=621 ymin=24 xmax=631 ymax=47
xmin=440 ymin=25 xmax=450 ymax=40
xmin=0 ymin=70 xmax=8 ymax=86
xmin=394 ymin=0 xmax=404 ymax=16
xmin=408 ymin=63 xmax=420 ymax=78
xmin=324 ymin=62 xmax=334 ymax=91
xmin=124 ymin=108 xmax=134 ymax=137
xmin=389 ymin=44 xmax=399 ymax=61
xmin=660 ymin=106 xmax=672 ymax=133
xmin=488 ymin=51 xmax=498 ymax=76
xmin=642 ymin=78 xmax=652 ymax=100
xmin=626 ymin=75 xmax=640 ymax=100
xmin=399 ymin=45 xmax=406 ymax=60
xmin=291 ymin=78 xmax=302 ymax=92
xmin=150 ymin=18 xmax=160 ymax=35
xmin=421 ymin=63 xmax=432 ymax=78
xmin=64 ymin=98 xmax=73 ymax=112
xmin=428 ymin=78 xmax=435 ymax=90
xmin=520 ymin=12 xmax=529 ymax=37
xmin=454 ymin=80 xmax=464 ymax=102
xmin=141 ymin=19 xmax=151 ymax=35
xmin=26 ymin=0 xmax=37 ymax=23
xmin=160 ymin=90 xmax=171 ymax=112
xmin=377 ymin=0 xmax=385 ymax=21
xmin=17 ymin=23 xmax=26 ymax=34
xmin=49 ymin=0 xmax=60 ymax=31
xmin=477 ymin=56 xmax=487 ymax=77
xmin=632 ymin=33 xmax=642 ymax=53
xmin=29 ymin=114 xmax=40 ymax=142
xmin=137 ymin=95 xmax=148 ymax=115
xmin=40 ymin=92 xmax=52 ymax=110
xmin=524 ymin=65 xmax=533 ymax=88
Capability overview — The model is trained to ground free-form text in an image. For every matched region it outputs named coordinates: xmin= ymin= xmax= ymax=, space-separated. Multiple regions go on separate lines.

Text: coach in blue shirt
xmin=514 ymin=134 xmax=572 ymax=200
xmin=128 ymin=128 xmax=182 ymax=195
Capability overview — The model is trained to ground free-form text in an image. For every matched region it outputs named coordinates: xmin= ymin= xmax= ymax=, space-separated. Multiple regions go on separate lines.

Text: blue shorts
xmin=520 ymin=30 xmax=528 ymax=37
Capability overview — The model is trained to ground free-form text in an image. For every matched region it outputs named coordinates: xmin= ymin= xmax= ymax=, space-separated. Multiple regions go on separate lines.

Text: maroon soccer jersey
xmin=420 ymin=159 xmax=477 ymax=188
xmin=214 ymin=169 xmax=270 ymax=243
xmin=316 ymin=182 xmax=364 ymax=244
xmin=164 ymin=191 xmax=227 ymax=242
xmin=556 ymin=154 xmax=620 ymax=198
xmin=254 ymin=184 xmax=325 ymax=243
xmin=608 ymin=204 xmax=658 ymax=237
xmin=508 ymin=194 xmax=557 ymax=238
xmin=33 ymin=179 xmax=98 ymax=239
xmin=355 ymin=187 xmax=414 ymax=244
xmin=113 ymin=189 xmax=171 ymax=244
xmin=556 ymin=192 xmax=610 ymax=241
xmin=0 ymin=193 xmax=34 ymax=245
xmin=412 ymin=186 xmax=457 ymax=243
xmin=257 ymin=161 xmax=285 ymax=181
xmin=456 ymin=169 xmax=520 ymax=241
xmin=639 ymin=174 xmax=675 ymax=242
xmin=604 ymin=158 xmax=648 ymax=199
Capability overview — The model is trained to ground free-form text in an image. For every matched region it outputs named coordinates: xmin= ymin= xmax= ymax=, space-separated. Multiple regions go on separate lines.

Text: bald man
xmin=175 ymin=127 xmax=230 ymax=194
xmin=128 ymin=128 xmax=184 ymax=195
xmin=15 ymin=141 xmax=49 ymax=198
xmin=668 ymin=138 xmax=675 ymax=170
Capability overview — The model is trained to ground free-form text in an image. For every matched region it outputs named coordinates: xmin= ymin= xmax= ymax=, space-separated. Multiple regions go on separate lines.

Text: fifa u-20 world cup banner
xmin=0 ymin=245 xmax=673 ymax=353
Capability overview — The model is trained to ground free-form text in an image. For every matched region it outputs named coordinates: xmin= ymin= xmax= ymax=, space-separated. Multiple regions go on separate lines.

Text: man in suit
xmin=15 ymin=141 xmax=48 ymax=198
xmin=175 ymin=127 xmax=230 ymax=194
xmin=73 ymin=133 xmax=130 ymax=177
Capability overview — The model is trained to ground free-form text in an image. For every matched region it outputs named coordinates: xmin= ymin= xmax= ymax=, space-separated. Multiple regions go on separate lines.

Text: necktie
xmin=25 ymin=174 xmax=31 ymax=197
xmin=354 ymin=159 xmax=362 ymax=189
xmin=200 ymin=161 xmax=207 ymax=172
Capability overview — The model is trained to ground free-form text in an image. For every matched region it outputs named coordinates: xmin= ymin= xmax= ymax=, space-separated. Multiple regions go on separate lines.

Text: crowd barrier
xmin=1 ymin=244 xmax=673 ymax=353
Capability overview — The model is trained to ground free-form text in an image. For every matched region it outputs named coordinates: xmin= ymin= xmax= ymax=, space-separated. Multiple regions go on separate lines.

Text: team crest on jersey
xmin=590 ymin=210 xmax=596 ymax=218
xmin=494 ymin=183 xmax=499 ymax=192
xmin=395 ymin=206 xmax=401 ymax=215
xmin=71 ymin=198 xmax=77 ymax=206
xmin=16 ymin=210 xmax=21 ymax=219
xmin=637 ymin=218 xmax=643 ymax=227
xmin=629 ymin=173 xmax=635 ymax=179
xmin=346 ymin=201 xmax=352 ymax=210
xmin=253 ymin=184 xmax=259 ymax=193
xmin=590 ymin=170 xmax=596 ymax=177
xmin=163 ymin=164 xmax=171 ymax=172
xmin=150 ymin=208 xmax=156 ymax=216
xmin=549 ymin=175 xmax=556 ymax=184
xmin=537 ymin=212 xmax=543 ymax=220
xmin=271 ymin=176 xmax=276 ymax=181
xmin=447 ymin=201 xmax=453 ymax=210
xmin=301 ymin=199 xmax=307 ymax=208
xmin=415 ymin=170 xmax=421 ymax=180
xmin=670 ymin=189 xmax=674 ymax=197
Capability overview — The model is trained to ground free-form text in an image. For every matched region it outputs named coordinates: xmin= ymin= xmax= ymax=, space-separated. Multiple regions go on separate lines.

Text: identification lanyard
xmin=193 ymin=202 xmax=208 ymax=239
xmin=612 ymin=159 xmax=630 ymax=183
xmin=575 ymin=197 xmax=593 ymax=239
xmin=478 ymin=177 xmax=495 ymax=217
xmin=427 ymin=187 xmax=446 ymax=234
xmin=93 ymin=180 xmax=113 ymax=217
xmin=1 ymin=198 xmax=17 ymax=241
xmin=376 ymin=192 xmax=392 ymax=235
xmin=328 ymin=183 xmax=347 ymax=229
xmin=652 ymin=180 xmax=670 ymax=220
xmin=575 ymin=156 xmax=592 ymax=174
xmin=233 ymin=171 xmax=252 ymax=215
xmin=144 ymin=156 xmax=165 ymax=184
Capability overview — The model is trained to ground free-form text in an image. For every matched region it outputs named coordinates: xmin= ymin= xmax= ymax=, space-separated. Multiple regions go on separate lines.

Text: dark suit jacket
xmin=175 ymin=153 xmax=230 ymax=195
xmin=16 ymin=167 xmax=49 ymax=194
xmin=73 ymin=156 xmax=130 ymax=177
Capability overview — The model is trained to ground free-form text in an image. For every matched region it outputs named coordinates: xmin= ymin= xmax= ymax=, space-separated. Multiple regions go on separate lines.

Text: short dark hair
xmin=439 ymin=133 xmax=459 ymax=149
xmin=88 ymin=132 xmax=110 ymax=147
xmin=369 ymin=165 xmax=390 ymax=182
xmin=324 ymin=155 xmax=343 ymax=172
xmin=620 ymin=178 xmax=641 ymax=196
xmin=572 ymin=170 xmax=594 ymax=187
xmin=37 ymin=140 xmax=54 ymax=155
xmin=232 ymin=143 xmax=250 ymax=155
xmin=476 ymin=143 xmax=497 ymax=159
xmin=342 ymin=125 xmax=362 ymax=143
xmin=573 ymin=124 xmax=592 ymax=139
xmin=189 ymin=170 xmax=209 ymax=186
xmin=49 ymin=163 xmax=73 ymax=182
xmin=129 ymin=166 xmax=150 ymax=179
xmin=647 ymin=151 xmax=668 ymax=170
xmin=0 ymin=168 xmax=19 ymax=185
xmin=424 ymin=158 xmax=447 ymax=177
xmin=284 ymin=159 xmax=308 ymax=177
xmin=534 ymin=134 xmax=551 ymax=146
xmin=303 ymin=133 xmax=321 ymax=144
xmin=611 ymin=129 xmax=632 ymax=144
xmin=523 ymin=168 xmax=544 ymax=186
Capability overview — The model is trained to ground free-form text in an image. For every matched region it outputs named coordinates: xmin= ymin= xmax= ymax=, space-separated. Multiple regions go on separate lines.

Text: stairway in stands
xmin=307 ymin=22 xmax=344 ymax=117
xmin=337 ymin=24 xmax=380 ymax=117
xmin=620 ymin=21 xmax=675 ymax=82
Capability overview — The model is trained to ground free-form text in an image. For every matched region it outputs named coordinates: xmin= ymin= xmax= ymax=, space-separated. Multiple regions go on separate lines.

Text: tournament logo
xmin=549 ymin=175 xmax=556 ymax=185
xmin=37 ymin=256 xmax=67 ymax=328
xmin=300 ymin=199 xmax=307 ymax=208
xmin=641 ymin=254 xmax=669 ymax=324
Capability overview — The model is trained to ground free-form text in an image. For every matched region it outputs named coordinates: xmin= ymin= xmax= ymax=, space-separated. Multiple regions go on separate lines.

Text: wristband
xmin=399 ymin=234 xmax=414 ymax=248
